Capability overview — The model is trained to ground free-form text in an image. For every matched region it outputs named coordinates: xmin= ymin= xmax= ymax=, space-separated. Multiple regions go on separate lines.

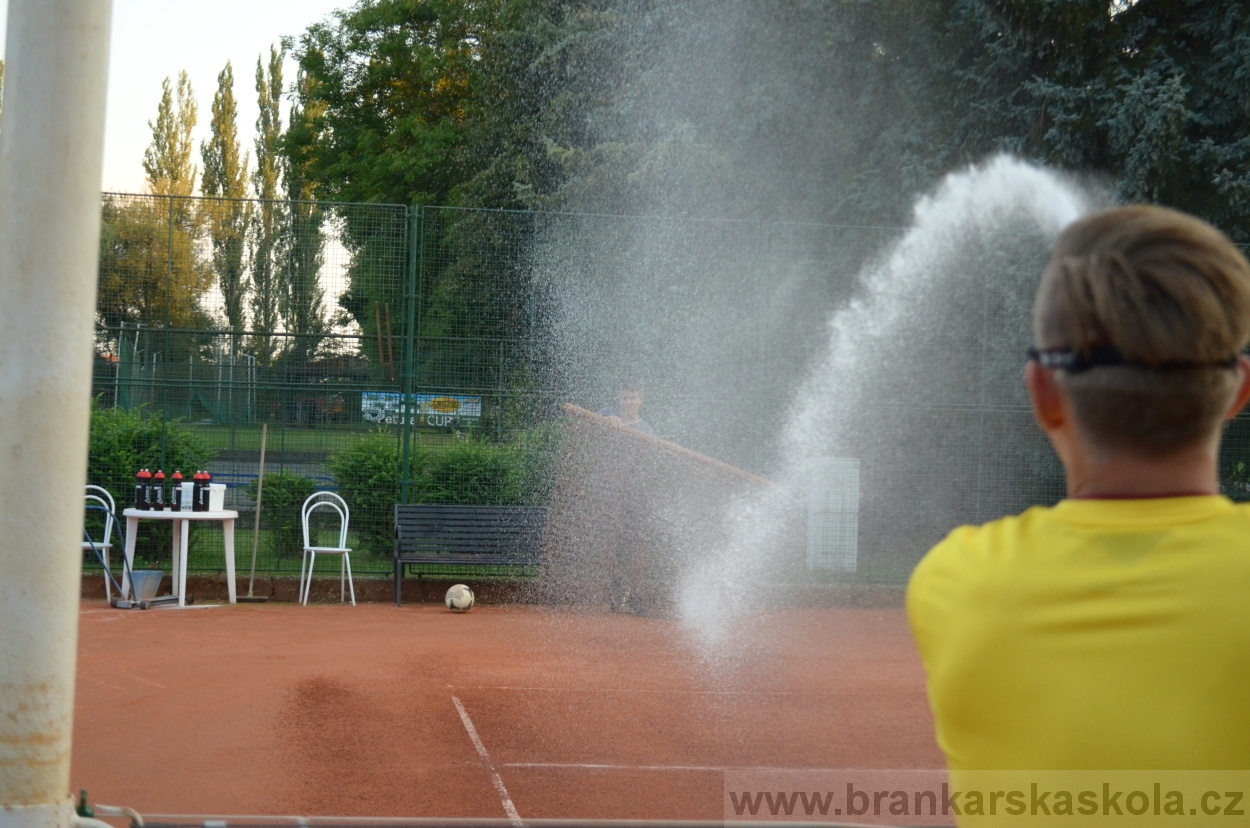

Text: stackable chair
xmin=83 ymin=485 xmax=117 ymax=601
xmin=299 ymin=491 xmax=355 ymax=606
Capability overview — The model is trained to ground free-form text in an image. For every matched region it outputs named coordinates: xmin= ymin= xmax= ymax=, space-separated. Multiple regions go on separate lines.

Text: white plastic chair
xmin=299 ymin=491 xmax=355 ymax=606
xmin=83 ymin=485 xmax=117 ymax=601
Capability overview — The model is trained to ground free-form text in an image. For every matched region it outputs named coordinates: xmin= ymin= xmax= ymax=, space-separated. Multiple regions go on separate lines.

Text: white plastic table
xmin=121 ymin=509 xmax=239 ymax=607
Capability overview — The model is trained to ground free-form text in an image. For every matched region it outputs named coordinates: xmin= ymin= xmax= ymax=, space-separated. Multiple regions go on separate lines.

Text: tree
xmin=100 ymin=73 xmax=211 ymax=345
xmin=289 ymin=0 xmax=500 ymax=368
xmin=96 ymin=194 xmax=213 ymax=334
xmin=288 ymin=0 xmax=950 ymax=219
xmin=941 ymin=0 xmax=1250 ymax=241
xmin=281 ymin=0 xmax=1250 ymax=399
xmin=284 ymin=0 xmax=957 ymax=389
xmin=143 ymin=71 xmax=199 ymax=199
xmin=290 ymin=0 xmax=493 ymax=207
xmin=281 ymin=66 xmax=328 ymax=364
xmin=449 ymin=0 xmax=624 ymax=212
xmin=201 ymin=62 xmax=252 ymax=343
xmin=249 ymin=44 xmax=286 ymax=365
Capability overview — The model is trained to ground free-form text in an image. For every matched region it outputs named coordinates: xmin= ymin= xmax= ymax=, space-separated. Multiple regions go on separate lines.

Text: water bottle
xmin=134 ymin=469 xmax=151 ymax=510
xmin=171 ymin=471 xmax=183 ymax=512
xmin=153 ymin=470 xmax=165 ymax=511
xmin=192 ymin=471 xmax=205 ymax=512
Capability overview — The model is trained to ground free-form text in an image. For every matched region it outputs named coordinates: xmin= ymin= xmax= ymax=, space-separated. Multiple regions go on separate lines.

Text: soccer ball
xmin=445 ymin=584 xmax=475 ymax=612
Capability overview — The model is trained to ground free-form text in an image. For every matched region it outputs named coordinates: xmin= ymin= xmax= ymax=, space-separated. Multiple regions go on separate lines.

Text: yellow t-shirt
xmin=908 ymin=496 xmax=1250 ymax=770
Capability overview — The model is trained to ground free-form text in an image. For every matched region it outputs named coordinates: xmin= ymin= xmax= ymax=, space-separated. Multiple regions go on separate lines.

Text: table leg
xmin=171 ymin=519 xmax=182 ymax=606
xmin=179 ymin=519 xmax=191 ymax=608
xmin=122 ymin=516 xmax=138 ymax=601
xmin=223 ymin=518 xmax=236 ymax=604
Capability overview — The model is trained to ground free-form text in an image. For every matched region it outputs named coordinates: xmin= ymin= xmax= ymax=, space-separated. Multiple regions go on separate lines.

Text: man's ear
xmin=1026 ymin=360 xmax=1067 ymax=432
xmin=1224 ymin=355 xmax=1250 ymax=421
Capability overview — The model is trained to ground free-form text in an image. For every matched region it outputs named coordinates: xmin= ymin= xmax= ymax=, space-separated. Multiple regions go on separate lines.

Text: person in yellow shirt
xmin=908 ymin=205 xmax=1250 ymax=800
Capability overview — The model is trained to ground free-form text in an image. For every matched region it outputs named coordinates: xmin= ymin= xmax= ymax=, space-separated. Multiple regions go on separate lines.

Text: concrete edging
xmin=81 ymin=573 xmax=904 ymax=607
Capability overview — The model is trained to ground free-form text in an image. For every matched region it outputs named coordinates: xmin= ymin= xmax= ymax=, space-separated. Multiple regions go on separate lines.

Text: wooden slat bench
xmin=393 ymin=503 xmax=548 ymax=606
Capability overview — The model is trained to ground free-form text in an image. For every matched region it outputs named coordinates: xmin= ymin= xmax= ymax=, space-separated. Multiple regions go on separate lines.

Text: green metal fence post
xmin=400 ymin=205 xmax=422 ymax=503
xmin=164 ymin=195 xmax=174 ymax=417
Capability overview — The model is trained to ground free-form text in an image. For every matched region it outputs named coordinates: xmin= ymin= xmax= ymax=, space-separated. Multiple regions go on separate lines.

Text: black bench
xmin=393 ymin=504 xmax=548 ymax=606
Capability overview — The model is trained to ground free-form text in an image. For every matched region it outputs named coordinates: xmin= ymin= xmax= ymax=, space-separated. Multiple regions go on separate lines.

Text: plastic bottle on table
xmin=135 ymin=469 xmax=151 ymax=510
xmin=171 ymin=471 xmax=183 ymax=512
xmin=153 ymin=470 xmax=165 ymax=511
xmin=195 ymin=470 xmax=213 ymax=512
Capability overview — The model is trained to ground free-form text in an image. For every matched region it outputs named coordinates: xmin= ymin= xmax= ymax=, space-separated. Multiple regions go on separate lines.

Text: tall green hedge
xmin=327 ymin=433 xmax=401 ymax=554
xmin=328 ymin=432 xmax=540 ymax=554
xmin=86 ymin=403 xmax=214 ymax=561
xmin=246 ymin=472 xmax=318 ymax=559
xmin=412 ymin=442 xmax=523 ymax=506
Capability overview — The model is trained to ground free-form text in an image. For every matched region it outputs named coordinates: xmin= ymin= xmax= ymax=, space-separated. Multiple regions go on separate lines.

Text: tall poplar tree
xmin=201 ymin=61 xmax=252 ymax=344
xmin=111 ymin=70 xmax=209 ymax=338
xmin=249 ymin=45 xmax=286 ymax=365
xmin=143 ymin=71 xmax=199 ymax=199
xmin=282 ymin=66 xmax=327 ymax=364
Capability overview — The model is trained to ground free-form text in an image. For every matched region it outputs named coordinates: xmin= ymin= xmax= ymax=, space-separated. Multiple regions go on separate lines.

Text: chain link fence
xmin=92 ymin=193 xmax=410 ymax=578
xmin=85 ymin=194 xmax=1250 ymax=585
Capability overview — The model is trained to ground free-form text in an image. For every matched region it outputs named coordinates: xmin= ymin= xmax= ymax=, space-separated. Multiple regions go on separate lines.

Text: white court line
xmin=502 ymin=762 xmax=748 ymax=772
xmin=452 ymin=695 xmax=523 ymax=828
xmin=80 ymin=604 xmax=225 ymax=613
xmin=501 ymin=762 xmax=900 ymax=772
xmin=454 ymin=686 xmax=821 ymax=696
xmin=116 ymin=669 xmax=166 ymax=690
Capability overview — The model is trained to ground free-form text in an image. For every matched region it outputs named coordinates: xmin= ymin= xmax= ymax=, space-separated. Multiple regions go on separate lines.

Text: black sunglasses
xmin=1027 ymin=346 xmax=1238 ymax=373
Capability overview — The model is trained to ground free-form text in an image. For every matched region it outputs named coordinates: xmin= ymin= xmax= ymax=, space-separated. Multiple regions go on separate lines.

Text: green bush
xmin=87 ymin=403 xmax=214 ymax=561
xmin=327 ymin=432 xmax=400 ymax=554
xmin=246 ymin=472 xmax=317 ymax=558
xmin=328 ymin=433 xmax=538 ymax=554
xmin=412 ymin=442 xmax=523 ymax=506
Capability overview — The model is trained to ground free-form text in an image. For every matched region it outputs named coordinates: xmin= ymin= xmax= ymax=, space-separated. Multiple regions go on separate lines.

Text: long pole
xmin=400 ymin=206 xmax=421 ymax=503
xmin=0 ymin=2 xmax=112 ymax=827
xmin=114 ymin=322 xmax=123 ymax=408
xmin=247 ymin=423 xmax=268 ymax=599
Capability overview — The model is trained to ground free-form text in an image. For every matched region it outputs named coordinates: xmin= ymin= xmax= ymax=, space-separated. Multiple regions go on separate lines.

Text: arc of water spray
xmin=678 ymin=155 xmax=1096 ymax=656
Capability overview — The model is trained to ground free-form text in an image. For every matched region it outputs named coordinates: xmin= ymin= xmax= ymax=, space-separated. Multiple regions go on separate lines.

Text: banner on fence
xmin=361 ymin=391 xmax=483 ymax=427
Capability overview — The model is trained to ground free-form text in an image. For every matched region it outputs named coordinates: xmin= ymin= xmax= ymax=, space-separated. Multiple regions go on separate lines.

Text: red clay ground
xmin=72 ymin=600 xmax=944 ymax=821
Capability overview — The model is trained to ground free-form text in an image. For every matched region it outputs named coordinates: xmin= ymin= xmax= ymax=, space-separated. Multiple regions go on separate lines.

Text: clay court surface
xmin=73 ymin=600 xmax=943 ymax=821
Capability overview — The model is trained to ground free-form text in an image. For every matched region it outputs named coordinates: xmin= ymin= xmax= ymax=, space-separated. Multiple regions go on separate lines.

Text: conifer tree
xmin=201 ymin=61 xmax=252 ymax=343
xmin=249 ymin=45 xmax=286 ymax=365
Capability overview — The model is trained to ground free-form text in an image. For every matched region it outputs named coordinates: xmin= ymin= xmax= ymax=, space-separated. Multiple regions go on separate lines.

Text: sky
xmin=0 ymin=0 xmax=349 ymax=193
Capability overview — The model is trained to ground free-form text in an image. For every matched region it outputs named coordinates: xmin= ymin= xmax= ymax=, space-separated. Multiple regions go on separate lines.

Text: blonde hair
xmin=1034 ymin=205 xmax=1250 ymax=453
